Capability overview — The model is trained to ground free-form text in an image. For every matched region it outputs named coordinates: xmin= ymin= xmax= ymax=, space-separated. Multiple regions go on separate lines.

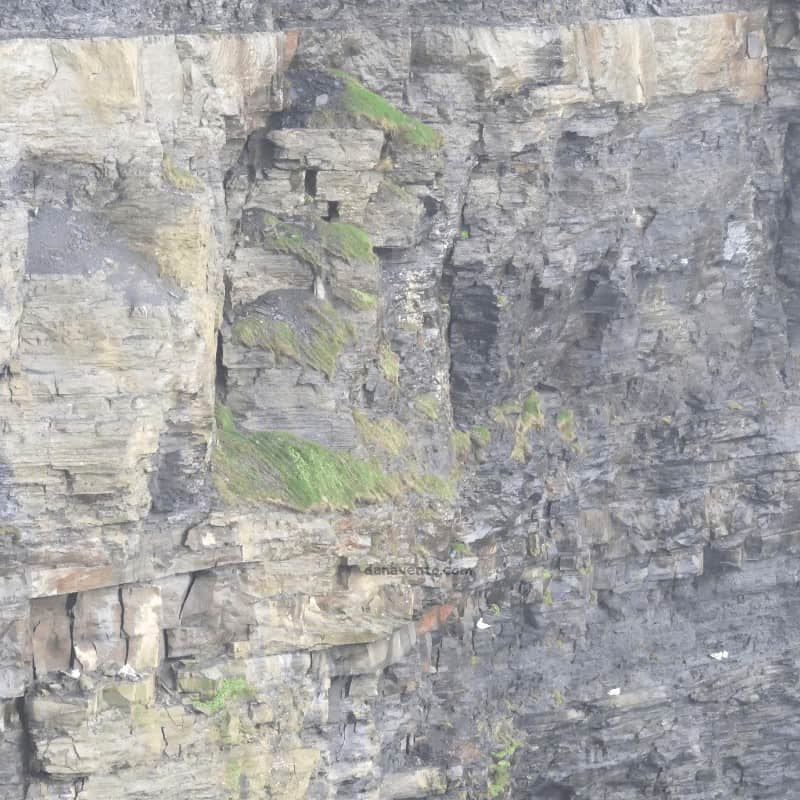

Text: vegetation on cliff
xmin=232 ymin=301 xmax=353 ymax=380
xmin=487 ymin=734 xmax=523 ymax=798
xmin=353 ymin=410 xmax=408 ymax=456
xmin=192 ymin=677 xmax=254 ymax=715
xmin=378 ymin=343 xmax=400 ymax=384
xmin=413 ymin=392 xmax=439 ymax=421
xmin=213 ymin=405 xmax=398 ymax=510
xmin=161 ymin=153 xmax=199 ymax=191
xmin=334 ymin=286 xmax=378 ymax=311
xmin=263 ymin=214 xmax=377 ymax=268
xmin=332 ymin=69 xmax=443 ymax=149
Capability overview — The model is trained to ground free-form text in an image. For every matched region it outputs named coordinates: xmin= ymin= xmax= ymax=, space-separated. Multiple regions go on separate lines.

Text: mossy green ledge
xmin=331 ymin=69 xmax=443 ymax=150
xmin=213 ymin=405 xmax=399 ymax=511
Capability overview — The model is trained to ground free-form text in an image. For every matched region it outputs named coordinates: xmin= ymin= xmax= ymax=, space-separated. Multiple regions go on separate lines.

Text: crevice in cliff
xmin=442 ymin=163 xmax=478 ymax=430
xmin=336 ymin=558 xmax=349 ymax=589
xmin=15 ymin=695 xmax=34 ymax=795
xmin=213 ymin=271 xmax=233 ymax=416
xmin=215 ymin=330 xmax=228 ymax=401
xmin=66 ymin=591 xmax=78 ymax=671
xmin=323 ymin=200 xmax=340 ymax=222
xmin=177 ymin=573 xmax=197 ymax=626
xmin=304 ymin=167 xmax=318 ymax=198
xmin=118 ymin=586 xmax=129 ymax=666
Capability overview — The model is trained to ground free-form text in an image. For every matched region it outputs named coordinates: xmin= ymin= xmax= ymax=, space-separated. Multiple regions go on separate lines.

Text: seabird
xmin=709 ymin=650 xmax=729 ymax=661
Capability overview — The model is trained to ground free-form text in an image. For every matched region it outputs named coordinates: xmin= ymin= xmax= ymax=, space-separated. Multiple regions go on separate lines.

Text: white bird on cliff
xmin=117 ymin=663 xmax=141 ymax=681
xmin=60 ymin=668 xmax=81 ymax=680
xmin=475 ymin=617 xmax=491 ymax=630
xmin=709 ymin=650 xmax=729 ymax=661
xmin=607 ymin=687 xmax=621 ymax=696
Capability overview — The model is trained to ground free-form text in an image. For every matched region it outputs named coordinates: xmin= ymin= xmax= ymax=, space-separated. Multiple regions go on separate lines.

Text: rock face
xmin=1 ymin=2 xmax=800 ymax=798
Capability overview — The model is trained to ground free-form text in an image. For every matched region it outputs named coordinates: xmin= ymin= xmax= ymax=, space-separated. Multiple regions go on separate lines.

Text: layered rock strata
xmin=1 ymin=2 xmax=800 ymax=798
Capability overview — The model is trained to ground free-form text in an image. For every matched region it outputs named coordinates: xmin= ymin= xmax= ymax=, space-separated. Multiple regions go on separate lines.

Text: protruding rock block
xmin=268 ymin=129 xmax=385 ymax=171
xmin=120 ymin=585 xmax=162 ymax=671
xmin=30 ymin=596 xmax=71 ymax=677
xmin=101 ymin=674 xmax=156 ymax=710
xmin=71 ymin=587 xmax=125 ymax=673
xmin=380 ymin=767 xmax=446 ymax=798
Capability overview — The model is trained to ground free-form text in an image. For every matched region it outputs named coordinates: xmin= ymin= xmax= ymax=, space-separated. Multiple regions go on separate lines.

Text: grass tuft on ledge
xmin=332 ymin=70 xmax=443 ymax=150
xmin=378 ymin=343 xmax=400 ymax=385
xmin=511 ymin=390 xmax=545 ymax=461
xmin=487 ymin=735 xmax=523 ymax=798
xmin=263 ymin=214 xmax=377 ymax=268
xmin=232 ymin=302 xmax=352 ymax=380
xmin=353 ymin=410 xmax=408 ymax=456
xmin=263 ymin=214 xmax=323 ymax=268
xmin=192 ymin=677 xmax=253 ymax=715
xmin=162 ymin=154 xmax=199 ymax=192
xmin=556 ymin=408 xmax=576 ymax=443
xmin=213 ymin=405 xmax=398 ymax=510
xmin=471 ymin=424 xmax=491 ymax=447
xmin=320 ymin=222 xmax=378 ymax=266
xmin=335 ymin=286 xmax=378 ymax=312
xmin=232 ymin=317 xmax=299 ymax=361
xmin=452 ymin=430 xmax=472 ymax=462
xmin=414 ymin=392 xmax=440 ymax=422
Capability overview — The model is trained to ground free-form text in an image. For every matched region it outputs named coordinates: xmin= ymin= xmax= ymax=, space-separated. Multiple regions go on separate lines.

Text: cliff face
xmin=1 ymin=2 xmax=800 ymax=799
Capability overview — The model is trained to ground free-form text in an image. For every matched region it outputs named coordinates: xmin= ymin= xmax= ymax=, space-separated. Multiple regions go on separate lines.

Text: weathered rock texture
xmin=1 ymin=1 xmax=800 ymax=798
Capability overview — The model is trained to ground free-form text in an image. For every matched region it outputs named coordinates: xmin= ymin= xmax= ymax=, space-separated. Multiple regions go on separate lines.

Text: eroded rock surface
xmin=1 ymin=2 xmax=800 ymax=798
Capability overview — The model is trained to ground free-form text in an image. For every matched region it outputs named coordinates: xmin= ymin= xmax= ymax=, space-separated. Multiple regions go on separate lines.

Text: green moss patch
xmin=378 ymin=343 xmax=400 ymax=385
xmin=512 ymin=390 xmax=545 ymax=461
xmin=162 ymin=154 xmax=199 ymax=192
xmin=215 ymin=404 xmax=236 ymax=433
xmin=521 ymin=391 xmax=544 ymax=429
xmin=213 ymin=406 xmax=397 ymax=510
xmin=413 ymin=393 xmax=439 ymax=421
xmin=231 ymin=302 xmax=352 ymax=380
xmin=192 ymin=677 xmax=253 ymax=715
xmin=320 ymin=222 xmax=378 ymax=266
xmin=490 ymin=399 xmax=522 ymax=426
xmin=487 ymin=735 xmax=523 ymax=798
xmin=353 ymin=410 xmax=408 ymax=456
xmin=263 ymin=214 xmax=376 ymax=269
xmin=224 ymin=757 xmax=242 ymax=795
xmin=490 ymin=390 xmax=546 ymax=462
xmin=263 ymin=214 xmax=323 ymax=269
xmin=471 ymin=424 xmax=491 ymax=447
xmin=232 ymin=317 xmax=300 ymax=361
xmin=453 ymin=425 xmax=491 ymax=462
xmin=556 ymin=408 xmax=576 ymax=443
xmin=408 ymin=472 xmax=456 ymax=502
xmin=304 ymin=302 xmax=353 ymax=378
xmin=333 ymin=70 xmax=443 ymax=150
xmin=335 ymin=287 xmax=378 ymax=312
xmin=452 ymin=430 xmax=471 ymax=462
